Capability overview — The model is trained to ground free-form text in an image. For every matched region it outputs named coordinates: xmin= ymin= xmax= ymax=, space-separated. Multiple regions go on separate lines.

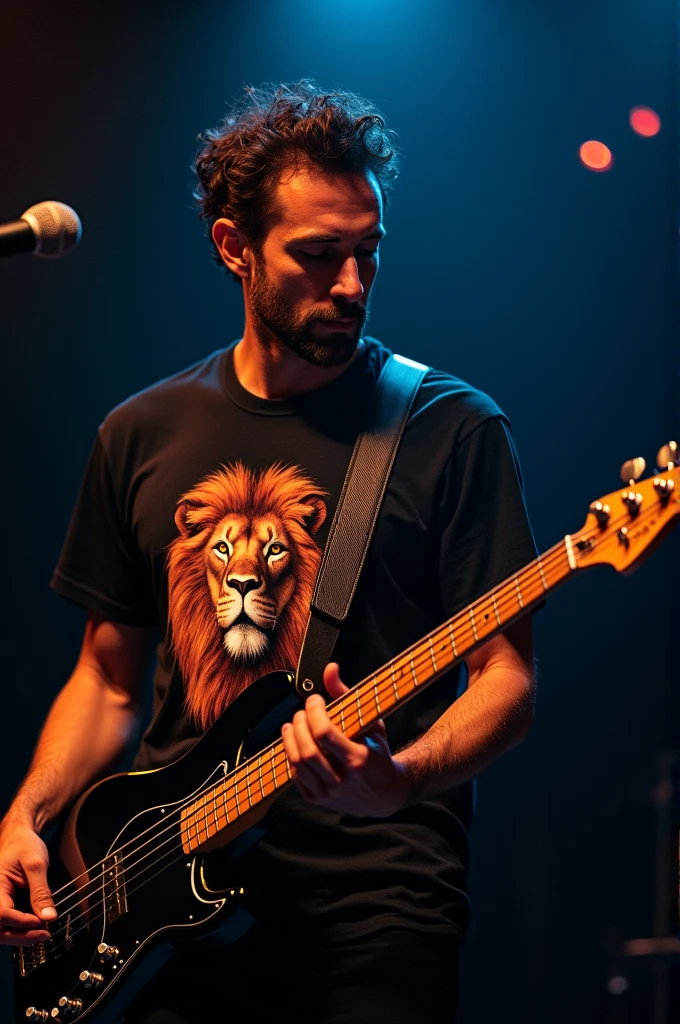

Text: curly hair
xmin=193 ymin=79 xmax=400 ymax=280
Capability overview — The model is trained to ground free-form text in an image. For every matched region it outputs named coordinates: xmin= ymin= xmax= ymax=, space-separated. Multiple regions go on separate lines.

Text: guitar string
xmin=45 ymin=499 xmax=646 ymax=928
xmin=45 ymin=496 xmax=665 ymax=922
xmin=45 ymin=546 xmax=571 ymax=938
xmin=47 ymin=534 xmax=574 ymax=921
xmin=45 ymin=502 xmax=647 ymax=921
xmin=41 ymin=497 xmax=670 ymax=954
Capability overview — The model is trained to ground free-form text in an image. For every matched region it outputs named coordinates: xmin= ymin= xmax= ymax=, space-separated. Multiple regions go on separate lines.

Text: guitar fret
xmin=258 ymin=754 xmax=265 ymax=798
xmin=429 ymin=639 xmax=437 ymax=672
xmin=213 ymin=786 xmax=219 ymax=832
xmin=537 ymin=557 xmax=548 ymax=591
xmin=340 ymin=701 xmax=346 ymax=732
xmin=390 ymin=662 xmax=399 ymax=699
xmin=470 ymin=607 xmax=478 ymax=642
xmin=515 ymin=576 xmax=524 ymax=608
xmin=491 ymin=591 xmax=501 ymax=625
xmin=223 ymin=785 xmax=230 ymax=824
xmin=410 ymin=653 xmax=418 ymax=685
xmin=356 ymin=693 xmax=364 ymax=727
xmin=448 ymin=621 xmax=458 ymax=656
xmin=244 ymin=766 xmax=252 ymax=807
xmin=373 ymin=674 xmax=381 ymax=716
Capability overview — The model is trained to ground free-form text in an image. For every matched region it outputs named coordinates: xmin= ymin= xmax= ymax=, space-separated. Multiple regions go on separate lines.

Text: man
xmin=0 ymin=81 xmax=536 ymax=1022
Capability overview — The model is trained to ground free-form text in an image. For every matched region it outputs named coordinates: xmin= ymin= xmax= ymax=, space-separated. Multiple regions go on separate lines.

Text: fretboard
xmin=180 ymin=538 xmax=573 ymax=853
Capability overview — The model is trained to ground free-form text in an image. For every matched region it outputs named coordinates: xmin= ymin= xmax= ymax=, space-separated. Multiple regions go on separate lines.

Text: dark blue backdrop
xmin=1 ymin=2 xmax=677 ymax=1020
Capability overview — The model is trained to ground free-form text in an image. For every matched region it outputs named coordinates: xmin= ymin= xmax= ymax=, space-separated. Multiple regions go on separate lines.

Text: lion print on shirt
xmin=167 ymin=462 xmax=328 ymax=731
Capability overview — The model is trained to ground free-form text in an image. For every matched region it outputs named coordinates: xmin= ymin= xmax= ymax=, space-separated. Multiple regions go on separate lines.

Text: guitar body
xmin=13 ymin=461 xmax=679 ymax=1022
xmin=14 ymin=671 xmax=300 ymax=1024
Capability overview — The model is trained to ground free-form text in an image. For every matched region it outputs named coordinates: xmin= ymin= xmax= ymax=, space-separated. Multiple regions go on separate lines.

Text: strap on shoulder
xmin=295 ymin=353 xmax=428 ymax=698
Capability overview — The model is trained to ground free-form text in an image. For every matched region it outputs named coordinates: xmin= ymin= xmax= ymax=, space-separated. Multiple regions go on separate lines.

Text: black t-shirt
xmin=51 ymin=336 xmax=537 ymax=941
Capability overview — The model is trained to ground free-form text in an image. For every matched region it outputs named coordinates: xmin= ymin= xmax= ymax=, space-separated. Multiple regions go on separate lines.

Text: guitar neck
xmin=180 ymin=538 xmax=574 ymax=853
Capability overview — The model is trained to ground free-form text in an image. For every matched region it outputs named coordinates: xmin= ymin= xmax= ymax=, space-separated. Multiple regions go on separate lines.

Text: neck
xmin=233 ymin=323 xmax=362 ymax=401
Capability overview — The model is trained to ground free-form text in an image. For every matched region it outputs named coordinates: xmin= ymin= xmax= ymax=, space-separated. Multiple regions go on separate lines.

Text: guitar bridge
xmin=103 ymin=851 xmax=127 ymax=923
xmin=15 ymin=942 xmax=47 ymax=978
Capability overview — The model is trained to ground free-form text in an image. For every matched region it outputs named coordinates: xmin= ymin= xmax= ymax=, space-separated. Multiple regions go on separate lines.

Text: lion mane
xmin=167 ymin=462 xmax=328 ymax=731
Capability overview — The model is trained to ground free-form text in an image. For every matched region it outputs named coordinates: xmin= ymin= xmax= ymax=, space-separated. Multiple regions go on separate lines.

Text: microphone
xmin=0 ymin=201 xmax=82 ymax=260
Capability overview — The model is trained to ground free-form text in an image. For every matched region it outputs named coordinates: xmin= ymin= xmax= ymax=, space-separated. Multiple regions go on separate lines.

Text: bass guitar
xmin=14 ymin=448 xmax=679 ymax=1023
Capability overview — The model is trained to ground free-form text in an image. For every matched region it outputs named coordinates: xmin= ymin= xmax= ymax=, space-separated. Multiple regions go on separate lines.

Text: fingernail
xmin=41 ymin=907 xmax=57 ymax=920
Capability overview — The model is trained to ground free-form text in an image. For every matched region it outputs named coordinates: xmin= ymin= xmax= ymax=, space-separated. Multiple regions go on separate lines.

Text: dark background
xmin=1 ymin=1 xmax=678 ymax=1021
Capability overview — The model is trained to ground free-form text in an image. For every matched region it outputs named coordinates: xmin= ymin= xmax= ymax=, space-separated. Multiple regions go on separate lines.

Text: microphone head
xmin=21 ymin=200 xmax=82 ymax=258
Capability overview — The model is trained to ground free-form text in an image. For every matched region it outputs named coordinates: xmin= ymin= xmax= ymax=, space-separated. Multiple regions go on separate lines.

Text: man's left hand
xmin=281 ymin=663 xmax=411 ymax=818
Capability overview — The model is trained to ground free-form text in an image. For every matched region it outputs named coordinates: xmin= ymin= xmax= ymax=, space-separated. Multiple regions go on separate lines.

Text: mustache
xmin=310 ymin=303 xmax=365 ymax=323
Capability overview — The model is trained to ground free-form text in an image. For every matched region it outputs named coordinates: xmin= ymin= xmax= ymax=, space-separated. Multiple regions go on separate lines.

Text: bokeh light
xmin=579 ymin=140 xmax=613 ymax=172
xmin=629 ymin=105 xmax=661 ymax=137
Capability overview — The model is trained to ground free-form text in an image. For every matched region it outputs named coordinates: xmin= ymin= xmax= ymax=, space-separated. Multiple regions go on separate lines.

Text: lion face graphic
xmin=167 ymin=462 xmax=327 ymax=731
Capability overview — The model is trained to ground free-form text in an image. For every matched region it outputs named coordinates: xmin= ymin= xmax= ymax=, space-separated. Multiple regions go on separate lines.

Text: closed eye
xmin=300 ymin=248 xmax=378 ymax=261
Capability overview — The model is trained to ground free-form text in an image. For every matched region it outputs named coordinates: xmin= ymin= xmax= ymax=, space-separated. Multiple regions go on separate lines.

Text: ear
xmin=212 ymin=219 xmax=251 ymax=280
xmin=300 ymin=495 xmax=327 ymax=535
xmin=175 ymin=500 xmax=207 ymax=538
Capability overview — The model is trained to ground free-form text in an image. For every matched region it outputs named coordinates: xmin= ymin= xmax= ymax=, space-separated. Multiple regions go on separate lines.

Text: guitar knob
xmin=621 ymin=490 xmax=643 ymax=517
xmin=97 ymin=942 xmax=119 ymax=961
xmin=25 ymin=1010 xmax=49 ymax=1022
xmin=589 ymin=501 xmax=611 ymax=527
xmin=619 ymin=457 xmax=646 ymax=484
xmin=656 ymin=441 xmax=678 ymax=470
xmin=653 ymin=477 xmax=675 ymax=503
xmin=58 ymin=997 xmax=83 ymax=1015
xmin=79 ymin=970 xmax=104 ymax=989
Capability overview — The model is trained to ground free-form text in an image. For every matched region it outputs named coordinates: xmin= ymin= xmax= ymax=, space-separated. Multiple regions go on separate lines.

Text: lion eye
xmin=215 ymin=541 xmax=230 ymax=555
xmin=267 ymin=543 xmax=286 ymax=558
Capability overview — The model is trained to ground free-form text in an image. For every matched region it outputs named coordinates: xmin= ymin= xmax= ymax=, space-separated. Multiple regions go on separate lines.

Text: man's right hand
xmin=0 ymin=813 xmax=56 ymax=946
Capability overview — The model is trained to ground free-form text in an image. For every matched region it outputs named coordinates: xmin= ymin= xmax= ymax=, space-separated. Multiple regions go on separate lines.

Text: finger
xmin=306 ymin=696 xmax=360 ymax=768
xmin=0 ymin=905 xmax=45 ymax=930
xmin=22 ymin=855 xmax=56 ymax=921
xmin=365 ymin=717 xmax=391 ymax=752
xmin=322 ymin=662 xmax=349 ymax=701
xmin=0 ymin=926 xmax=52 ymax=946
xmin=282 ymin=722 xmax=327 ymax=800
xmin=291 ymin=710 xmax=342 ymax=788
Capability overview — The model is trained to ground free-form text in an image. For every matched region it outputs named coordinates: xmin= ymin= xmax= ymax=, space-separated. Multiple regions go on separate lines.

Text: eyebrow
xmin=288 ymin=228 xmax=386 ymax=244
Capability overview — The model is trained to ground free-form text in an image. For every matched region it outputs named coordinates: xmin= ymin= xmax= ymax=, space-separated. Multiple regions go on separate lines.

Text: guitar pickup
xmin=103 ymin=851 xmax=127 ymax=923
xmin=15 ymin=942 xmax=47 ymax=978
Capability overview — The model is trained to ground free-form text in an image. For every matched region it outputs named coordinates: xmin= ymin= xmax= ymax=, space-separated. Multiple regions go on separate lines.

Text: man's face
xmin=247 ymin=165 xmax=384 ymax=367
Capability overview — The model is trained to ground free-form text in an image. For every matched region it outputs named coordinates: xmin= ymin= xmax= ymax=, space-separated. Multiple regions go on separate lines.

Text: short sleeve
xmin=50 ymin=433 xmax=158 ymax=626
xmin=439 ymin=415 xmax=539 ymax=616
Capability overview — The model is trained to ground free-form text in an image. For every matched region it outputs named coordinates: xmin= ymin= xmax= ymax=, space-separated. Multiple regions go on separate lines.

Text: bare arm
xmin=394 ymin=615 xmax=535 ymax=802
xmin=0 ymin=613 xmax=157 ymax=944
xmin=282 ymin=616 xmax=535 ymax=817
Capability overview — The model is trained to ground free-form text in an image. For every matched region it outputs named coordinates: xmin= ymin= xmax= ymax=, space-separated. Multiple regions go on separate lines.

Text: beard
xmin=248 ymin=255 xmax=371 ymax=368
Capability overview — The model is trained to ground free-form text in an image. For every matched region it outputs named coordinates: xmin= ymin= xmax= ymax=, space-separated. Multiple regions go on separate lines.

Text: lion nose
xmin=227 ymin=576 xmax=261 ymax=597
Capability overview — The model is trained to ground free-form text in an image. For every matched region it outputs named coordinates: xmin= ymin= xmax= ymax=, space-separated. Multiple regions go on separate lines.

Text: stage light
xmin=629 ymin=106 xmax=661 ymax=137
xmin=579 ymin=140 xmax=613 ymax=172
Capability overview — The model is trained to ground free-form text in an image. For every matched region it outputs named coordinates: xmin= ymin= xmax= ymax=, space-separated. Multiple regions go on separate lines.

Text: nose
xmin=227 ymin=575 xmax=261 ymax=597
xmin=330 ymin=256 xmax=364 ymax=304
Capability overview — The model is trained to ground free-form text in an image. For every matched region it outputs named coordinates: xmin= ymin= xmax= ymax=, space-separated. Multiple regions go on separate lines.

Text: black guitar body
xmin=14 ymin=671 xmax=300 ymax=1024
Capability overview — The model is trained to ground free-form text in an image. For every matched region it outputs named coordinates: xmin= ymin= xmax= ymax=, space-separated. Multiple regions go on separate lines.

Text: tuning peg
xmin=656 ymin=441 xmax=678 ymax=470
xmin=620 ymin=457 xmax=646 ymax=484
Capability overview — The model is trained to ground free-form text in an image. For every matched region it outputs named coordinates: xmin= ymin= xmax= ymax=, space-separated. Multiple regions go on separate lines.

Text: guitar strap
xmin=295 ymin=352 xmax=428 ymax=698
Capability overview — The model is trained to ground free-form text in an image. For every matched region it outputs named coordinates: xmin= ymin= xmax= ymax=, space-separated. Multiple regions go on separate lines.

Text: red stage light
xmin=579 ymin=140 xmax=613 ymax=172
xmin=629 ymin=106 xmax=661 ymax=137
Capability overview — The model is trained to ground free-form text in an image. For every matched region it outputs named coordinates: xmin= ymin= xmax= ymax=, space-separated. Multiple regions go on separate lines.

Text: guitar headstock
xmin=568 ymin=443 xmax=679 ymax=575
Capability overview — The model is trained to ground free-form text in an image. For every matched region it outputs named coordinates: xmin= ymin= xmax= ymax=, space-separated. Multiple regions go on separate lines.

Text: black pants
xmin=124 ymin=924 xmax=460 ymax=1024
